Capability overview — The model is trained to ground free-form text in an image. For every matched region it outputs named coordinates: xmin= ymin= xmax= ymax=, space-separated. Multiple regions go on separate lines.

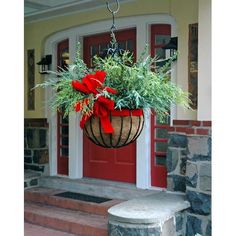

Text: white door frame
xmin=44 ymin=14 xmax=177 ymax=189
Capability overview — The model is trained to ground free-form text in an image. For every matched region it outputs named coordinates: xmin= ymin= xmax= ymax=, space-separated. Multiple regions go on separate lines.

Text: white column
xmin=69 ymin=112 xmax=83 ymax=178
xmin=68 ymin=34 xmax=84 ymax=179
xmin=136 ymin=23 xmax=151 ymax=189
xmin=136 ymin=114 xmax=151 ymax=189
xmin=44 ymin=49 xmax=58 ymax=176
xmin=198 ymin=0 xmax=211 ymax=120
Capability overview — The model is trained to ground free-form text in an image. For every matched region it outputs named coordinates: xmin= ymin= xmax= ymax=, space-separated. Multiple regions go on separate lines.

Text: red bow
xmin=72 ymin=70 xmax=117 ymax=133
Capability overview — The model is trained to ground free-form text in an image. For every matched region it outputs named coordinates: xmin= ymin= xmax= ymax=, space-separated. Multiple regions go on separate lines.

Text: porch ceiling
xmin=24 ymin=0 xmax=134 ymax=23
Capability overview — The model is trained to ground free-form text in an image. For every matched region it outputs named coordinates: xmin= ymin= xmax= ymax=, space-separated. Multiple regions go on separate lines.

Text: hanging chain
xmin=106 ymin=0 xmax=120 ymax=54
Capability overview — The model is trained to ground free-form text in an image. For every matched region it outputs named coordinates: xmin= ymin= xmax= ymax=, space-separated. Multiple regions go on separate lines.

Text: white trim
xmin=44 ymin=14 xmax=177 ymax=188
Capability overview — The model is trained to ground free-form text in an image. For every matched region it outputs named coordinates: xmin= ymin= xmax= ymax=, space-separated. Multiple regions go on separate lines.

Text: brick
xmin=202 ymin=121 xmax=212 ymax=127
xmin=190 ymin=121 xmax=202 ymax=126
xmin=173 ymin=120 xmax=190 ymax=126
xmin=176 ymin=127 xmax=195 ymax=134
xmin=196 ymin=128 xmax=209 ymax=135
xmin=167 ymin=127 xmax=175 ymax=132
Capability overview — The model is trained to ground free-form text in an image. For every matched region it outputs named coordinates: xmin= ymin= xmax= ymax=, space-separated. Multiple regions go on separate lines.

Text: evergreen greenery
xmin=36 ymin=42 xmax=191 ymax=121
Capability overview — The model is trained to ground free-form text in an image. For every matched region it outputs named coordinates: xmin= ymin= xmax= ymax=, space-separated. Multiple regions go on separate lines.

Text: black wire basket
xmin=83 ymin=109 xmax=144 ymax=148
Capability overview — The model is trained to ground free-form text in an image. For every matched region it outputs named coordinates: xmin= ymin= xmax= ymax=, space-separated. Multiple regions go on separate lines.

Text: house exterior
xmin=24 ymin=0 xmax=211 ymax=235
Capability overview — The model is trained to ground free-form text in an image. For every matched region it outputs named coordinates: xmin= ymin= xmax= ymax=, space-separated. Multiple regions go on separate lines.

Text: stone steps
xmin=24 ymin=187 xmax=122 ymax=236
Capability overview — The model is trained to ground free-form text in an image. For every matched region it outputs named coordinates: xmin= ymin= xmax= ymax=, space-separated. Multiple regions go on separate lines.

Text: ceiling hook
xmin=106 ymin=0 xmax=120 ymax=15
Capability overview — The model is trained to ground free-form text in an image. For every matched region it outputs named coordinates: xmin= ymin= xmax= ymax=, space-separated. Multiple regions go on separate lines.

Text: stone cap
xmin=108 ymin=191 xmax=190 ymax=224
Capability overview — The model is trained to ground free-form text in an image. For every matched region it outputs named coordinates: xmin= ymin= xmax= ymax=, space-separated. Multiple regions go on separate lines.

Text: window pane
xmin=99 ymin=43 xmax=108 ymax=55
xmin=61 ymin=148 xmax=68 ymax=156
xmin=90 ymin=45 xmax=98 ymax=57
xmin=155 ymin=48 xmax=166 ymax=60
xmin=61 ymin=126 xmax=68 ymax=136
xmin=156 ymin=128 xmax=169 ymax=139
xmin=61 ymin=137 xmax=68 ymax=146
xmin=61 ymin=115 xmax=68 ymax=124
xmin=155 ymin=34 xmax=170 ymax=46
xmin=155 ymin=155 xmax=166 ymax=166
xmin=156 ymin=142 xmax=168 ymax=153
xmin=127 ymin=39 xmax=134 ymax=52
xmin=118 ymin=41 xmax=126 ymax=50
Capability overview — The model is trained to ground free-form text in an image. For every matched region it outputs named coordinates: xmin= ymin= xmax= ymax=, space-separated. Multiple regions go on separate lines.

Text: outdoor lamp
xmin=37 ymin=55 xmax=52 ymax=74
xmin=162 ymin=37 xmax=178 ymax=57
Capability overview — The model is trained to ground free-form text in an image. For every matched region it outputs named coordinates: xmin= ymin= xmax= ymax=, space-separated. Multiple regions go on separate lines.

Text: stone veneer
xmin=167 ymin=120 xmax=211 ymax=236
xmin=24 ymin=119 xmax=49 ymax=176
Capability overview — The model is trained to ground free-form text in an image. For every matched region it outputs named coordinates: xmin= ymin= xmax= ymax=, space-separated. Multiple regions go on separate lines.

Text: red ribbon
xmin=93 ymin=96 xmax=115 ymax=133
xmin=72 ymin=70 xmax=117 ymax=133
xmin=111 ymin=109 xmax=143 ymax=117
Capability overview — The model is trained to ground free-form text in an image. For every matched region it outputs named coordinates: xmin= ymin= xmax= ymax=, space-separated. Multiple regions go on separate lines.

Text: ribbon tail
xmin=101 ymin=116 xmax=114 ymax=133
xmin=80 ymin=115 xmax=90 ymax=129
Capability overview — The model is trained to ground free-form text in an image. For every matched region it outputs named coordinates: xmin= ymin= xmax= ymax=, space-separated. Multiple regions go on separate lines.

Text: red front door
xmin=57 ymin=39 xmax=69 ymax=175
xmin=83 ymin=28 xmax=137 ymax=183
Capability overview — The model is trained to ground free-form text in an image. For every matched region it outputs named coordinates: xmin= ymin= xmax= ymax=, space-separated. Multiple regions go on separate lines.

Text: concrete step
xmin=25 ymin=201 xmax=108 ymax=236
xmin=25 ymin=187 xmax=122 ymax=216
xmin=39 ymin=176 xmax=157 ymax=200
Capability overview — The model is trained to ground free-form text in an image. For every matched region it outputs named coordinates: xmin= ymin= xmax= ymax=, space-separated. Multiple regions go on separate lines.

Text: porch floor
xmin=39 ymin=176 xmax=160 ymax=200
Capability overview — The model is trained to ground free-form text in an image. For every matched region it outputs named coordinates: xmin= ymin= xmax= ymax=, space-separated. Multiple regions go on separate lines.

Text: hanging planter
xmin=70 ymin=71 xmax=144 ymax=148
xmin=35 ymin=0 xmax=191 ymax=149
xmin=83 ymin=109 xmax=144 ymax=148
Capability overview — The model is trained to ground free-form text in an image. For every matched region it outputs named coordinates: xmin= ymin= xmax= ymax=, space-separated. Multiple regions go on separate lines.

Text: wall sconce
xmin=37 ymin=55 xmax=52 ymax=74
xmin=162 ymin=37 xmax=178 ymax=58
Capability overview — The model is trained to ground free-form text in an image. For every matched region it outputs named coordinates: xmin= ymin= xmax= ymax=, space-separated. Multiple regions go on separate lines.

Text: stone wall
xmin=24 ymin=119 xmax=49 ymax=176
xmin=175 ymin=211 xmax=186 ymax=236
xmin=167 ymin=120 xmax=211 ymax=236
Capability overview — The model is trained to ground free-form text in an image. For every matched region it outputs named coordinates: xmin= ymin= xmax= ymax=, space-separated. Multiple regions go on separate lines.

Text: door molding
xmin=44 ymin=14 xmax=177 ymax=188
